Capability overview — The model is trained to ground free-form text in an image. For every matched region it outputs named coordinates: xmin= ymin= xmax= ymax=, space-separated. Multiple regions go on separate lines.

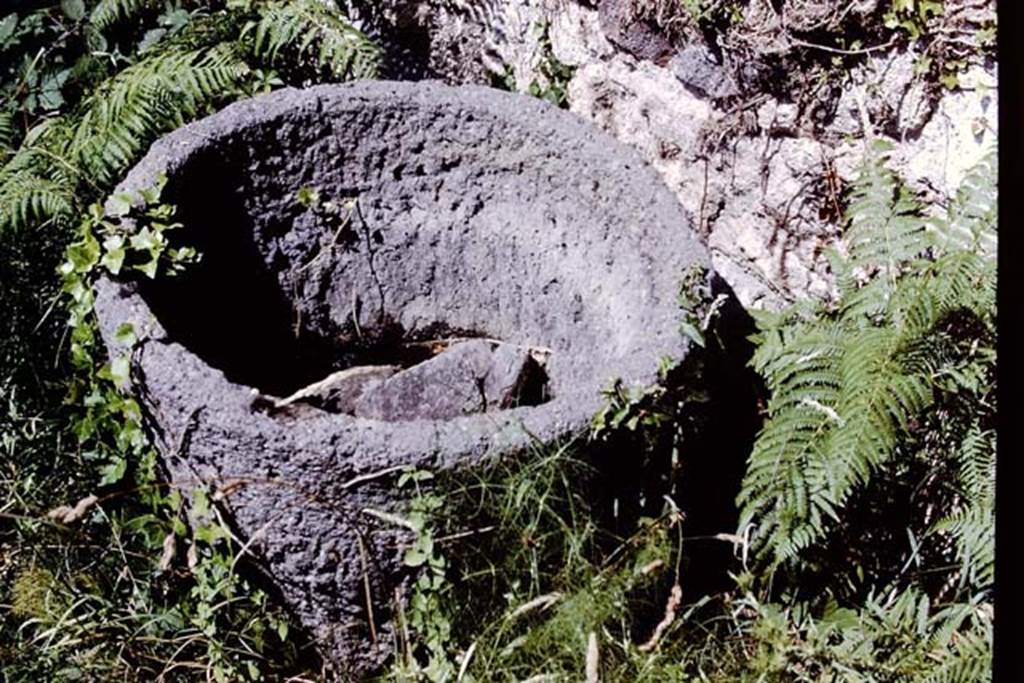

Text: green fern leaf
xmin=918 ymin=626 xmax=991 ymax=683
xmin=250 ymin=0 xmax=381 ymax=80
xmin=0 ymin=110 xmax=14 ymax=155
xmin=90 ymin=0 xmax=162 ymax=31
xmin=739 ymin=147 xmax=995 ymax=573
xmin=843 ymin=139 xmax=928 ymax=297
xmin=929 ymin=150 xmax=997 ymax=257
xmin=69 ymin=46 xmax=249 ymax=186
xmin=0 ymin=170 xmax=76 ymax=230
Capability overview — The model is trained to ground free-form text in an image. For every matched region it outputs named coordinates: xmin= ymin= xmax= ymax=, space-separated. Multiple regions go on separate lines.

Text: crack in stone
xmin=353 ymin=199 xmax=388 ymax=326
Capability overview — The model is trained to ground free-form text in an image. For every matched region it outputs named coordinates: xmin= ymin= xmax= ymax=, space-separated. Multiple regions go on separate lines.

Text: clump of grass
xmin=394 ymin=405 xmax=992 ymax=682
xmin=399 ymin=438 xmax=712 ymax=682
xmin=10 ymin=566 xmax=60 ymax=620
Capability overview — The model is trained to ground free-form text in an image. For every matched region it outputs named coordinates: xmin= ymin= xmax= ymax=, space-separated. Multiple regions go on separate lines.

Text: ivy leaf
xmin=98 ymin=456 xmax=127 ymax=485
xmin=67 ymin=233 xmax=101 ymax=273
xmin=138 ymin=185 xmax=161 ymax=206
xmin=121 ymin=397 xmax=142 ymax=423
xmin=134 ymin=256 xmax=159 ymax=278
xmin=0 ymin=14 xmax=17 ymax=46
xmin=100 ymin=248 xmax=124 ymax=274
xmin=106 ymin=193 xmax=134 ymax=218
xmin=60 ymin=0 xmax=86 ymax=21
xmin=169 ymin=246 xmax=198 ymax=264
xmin=110 ymin=355 xmax=130 ymax=386
xmin=114 ymin=322 xmax=136 ymax=346
xmin=74 ymin=416 xmax=95 ymax=442
xmin=101 ymin=235 xmax=126 ymax=273
xmin=129 ymin=226 xmax=160 ymax=251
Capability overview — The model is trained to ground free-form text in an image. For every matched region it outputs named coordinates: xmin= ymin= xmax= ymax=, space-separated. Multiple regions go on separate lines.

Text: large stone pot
xmin=94 ymin=81 xmax=710 ymax=675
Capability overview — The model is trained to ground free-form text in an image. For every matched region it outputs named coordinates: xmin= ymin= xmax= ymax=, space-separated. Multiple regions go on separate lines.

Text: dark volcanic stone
xmin=668 ymin=45 xmax=741 ymax=100
xmin=485 ymin=342 xmax=547 ymax=409
xmin=276 ymin=365 xmax=400 ymax=413
xmin=354 ymin=340 xmax=539 ymax=421
xmin=92 ymin=81 xmax=712 ymax=678
xmin=598 ymin=0 xmax=676 ymax=63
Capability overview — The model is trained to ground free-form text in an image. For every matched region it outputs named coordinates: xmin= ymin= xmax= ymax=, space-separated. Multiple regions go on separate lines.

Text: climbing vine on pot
xmin=52 ymin=177 xmax=301 ymax=681
xmin=60 ymin=173 xmax=197 ymax=486
xmin=381 ymin=466 xmax=457 ymax=682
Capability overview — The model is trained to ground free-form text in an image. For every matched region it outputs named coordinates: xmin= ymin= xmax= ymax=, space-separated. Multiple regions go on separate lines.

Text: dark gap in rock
xmin=586 ymin=277 xmax=763 ymax=603
xmin=135 ymin=151 xmax=552 ymax=415
xmin=673 ymin=275 xmax=764 ymax=600
xmin=139 ymin=155 xmax=330 ymax=398
xmin=513 ymin=356 xmax=552 ymax=407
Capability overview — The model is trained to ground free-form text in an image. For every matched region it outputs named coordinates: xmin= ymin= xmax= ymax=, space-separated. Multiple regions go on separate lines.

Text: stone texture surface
xmin=668 ymin=45 xmax=740 ymax=101
xmin=548 ymin=0 xmax=615 ymax=67
xmin=276 ymin=365 xmax=399 ymax=413
xmin=93 ymin=81 xmax=710 ymax=677
xmin=597 ymin=0 xmax=675 ymax=63
xmin=380 ymin=0 xmax=996 ymax=310
xmin=887 ymin=65 xmax=997 ymax=200
xmin=354 ymin=340 xmax=541 ymax=421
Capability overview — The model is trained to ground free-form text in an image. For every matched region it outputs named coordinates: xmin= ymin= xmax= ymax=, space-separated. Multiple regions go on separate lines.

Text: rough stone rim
xmin=97 ymin=80 xmax=708 ymax=470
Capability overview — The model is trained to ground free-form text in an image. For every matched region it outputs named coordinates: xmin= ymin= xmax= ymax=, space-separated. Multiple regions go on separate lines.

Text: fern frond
xmin=251 ymin=0 xmax=381 ymax=80
xmin=739 ymin=317 xmax=850 ymax=560
xmin=737 ymin=407 xmax=834 ymax=559
xmin=0 ymin=110 xmax=14 ymax=155
xmin=930 ymin=423 xmax=995 ymax=590
xmin=5 ymin=121 xmax=79 ymax=179
xmin=1 ymin=46 xmax=249 ymax=229
xmin=751 ymin=319 xmax=845 ymax=382
xmin=843 ymin=138 xmax=927 ymax=296
xmin=928 ymin=597 xmax=981 ymax=649
xmin=90 ymin=0 xmax=162 ymax=32
xmin=69 ymin=46 xmax=249 ymax=186
xmin=851 ymin=589 xmax=992 ymax=681
xmin=935 ymin=503 xmax=994 ymax=589
xmin=929 ymin=252 xmax=995 ymax=320
xmin=956 ymin=425 xmax=996 ymax=503
xmin=0 ymin=115 xmax=81 ymax=230
xmin=741 ymin=142 xmax=997 ymax=572
xmin=929 ymin=150 xmax=997 ymax=257
xmin=0 ymin=170 xmax=76 ymax=230
xmin=740 ymin=317 xmax=933 ymax=563
xmin=827 ymin=365 xmax=930 ymax=484
xmin=741 ymin=319 xmax=937 ymax=563
xmin=918 ymin=625 xmax=992 ymax=683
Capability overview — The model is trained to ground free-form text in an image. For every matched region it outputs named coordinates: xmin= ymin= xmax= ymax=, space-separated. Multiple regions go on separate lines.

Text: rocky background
xmin=340 ymin=0 xmax=996 ymax=309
